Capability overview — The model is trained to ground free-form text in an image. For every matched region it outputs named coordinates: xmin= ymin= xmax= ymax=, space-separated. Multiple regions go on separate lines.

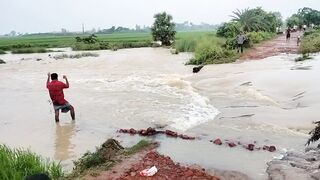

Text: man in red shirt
xmin=47 ymin=73 xmax=75 ymax=122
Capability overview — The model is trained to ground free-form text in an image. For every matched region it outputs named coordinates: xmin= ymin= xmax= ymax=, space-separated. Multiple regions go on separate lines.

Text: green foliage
xmin=11 ymin=47 xmax=48 ymax=54
xmin=124 ymin=140 xmax=152 ymax=155
xmin=175 ymin=37 xmax=197 ymax=52
xmin=151 ymin=12 xmax=176 ymax=46
xmin=231 ymin=7 xmax=282 ymax=33
xmin=187 ymin=37 xmax=238 ymax=65
xmin=0 ymin=49 xmax=6 ymax=54
xmin=286 ymin=14 xmax=304 ymax=27
xmin=0 ymin=144 xmax=64 ymax=180
xmin=217 ymin=22 xmax=242 ymax=38
xmin=74 ymin=34 xmax=98 ymax=44
xmin=247 ymin=31 xmax=275 ymax=43
xmin=299 ymin=30 xmax=320 ymax=54
xmin=287 ymin=7 xmax=320 ymax=27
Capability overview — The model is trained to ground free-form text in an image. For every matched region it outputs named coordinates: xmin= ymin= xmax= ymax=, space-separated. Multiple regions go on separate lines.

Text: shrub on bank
xmin=72 ymin=41 xmax=151 ymax=51
xmin=300 ymin=30 xmax=320 ymax=54
xmin=247 ymin=31 xmax=275 ymax=44
xmin=0 ymin=49 xmax=6 ymax=54
xmin=0 ymin=144 xmax=64 ymax=180
xmin=11 ymin=47 xmax=48 ymax=54
xmin=187 ymin=40 xmax=239 ymax=65
xmin=175 ymin=37 xmax=197 ymax=52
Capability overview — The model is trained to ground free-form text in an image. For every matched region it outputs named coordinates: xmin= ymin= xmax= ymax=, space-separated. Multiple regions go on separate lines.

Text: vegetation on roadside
xmin=67 ymin=139 xmax=153 ymax=179
xmin=11 ymin=47 xmax=49 ymax=54
xmin=0 ymin=144 xmax=64 ymax=180
xmin=151 ymin=12 xmax=176 ymax=46
xmin=176 ymin=7 xmax=280 ymax=65
xmin=286 ymin=7 xmax=320 ymax=28
xmin=299 ymin=29 xmax=320 ymax=54
xmin=0 ymin=49 xmax=6 ymax=54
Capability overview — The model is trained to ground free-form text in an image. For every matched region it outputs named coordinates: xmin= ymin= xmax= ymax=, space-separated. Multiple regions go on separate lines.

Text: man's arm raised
xmin=46 ymin=72 xmax=50 ymax=88
xmin=63 ymin=75 xmax=69 ymax=88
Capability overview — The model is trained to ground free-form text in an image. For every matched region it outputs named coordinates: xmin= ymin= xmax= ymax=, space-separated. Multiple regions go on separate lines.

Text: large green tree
xmin=286 ymin=7 xmax=320 ymax=27
xmin=231 ymin=7 xmax=282 ymax=32
xmin=151 ymin=12 xmax=176 ymax=46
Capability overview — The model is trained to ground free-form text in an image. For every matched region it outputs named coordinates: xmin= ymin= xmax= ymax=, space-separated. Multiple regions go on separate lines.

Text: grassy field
xmin=0 ymin=31 xmax=212 ymax=51
xmin=0 ymin=144 xmax=64 ymax=180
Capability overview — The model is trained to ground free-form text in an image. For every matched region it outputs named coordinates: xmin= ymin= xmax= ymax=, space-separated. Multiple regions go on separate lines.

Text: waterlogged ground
xmin=0 ymin=48 xmax=319 ymax=179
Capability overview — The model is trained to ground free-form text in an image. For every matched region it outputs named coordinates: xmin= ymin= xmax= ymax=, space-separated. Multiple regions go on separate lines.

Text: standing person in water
xmin=47 ymin=73 xmax=75 ymax=122
xmin=236 ymin=32 xmax=246 ymax=53
xmin=286 ymin=28 xmax=291 ymax=41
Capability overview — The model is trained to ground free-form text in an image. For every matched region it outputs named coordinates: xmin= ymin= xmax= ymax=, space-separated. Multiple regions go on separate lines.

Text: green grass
xmin=0 ymin=144 xmax=64 ymax=180
xmin=0 ymin=49 xmax=6 ymax=54
xmin=299 ymin=30 xmax=320 ymax=54
xmin=0 ymin=33 xmax=152 ymax=51
xmin=0 ymin=31 xmax=213 ymax=52
xmin=11 ymin=47 xmax=49 ymax=54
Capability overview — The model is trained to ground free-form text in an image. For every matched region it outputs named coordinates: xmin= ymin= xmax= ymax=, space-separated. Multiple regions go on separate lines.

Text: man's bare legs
xmin=70 ymin=105 xmax=75 ymax=120
xmin=55 ymin=110 xmax=60 ymax=122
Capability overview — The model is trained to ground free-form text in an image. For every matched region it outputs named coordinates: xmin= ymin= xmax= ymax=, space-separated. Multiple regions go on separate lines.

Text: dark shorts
xmin=53 ymin=103 xmax=72 ymax=113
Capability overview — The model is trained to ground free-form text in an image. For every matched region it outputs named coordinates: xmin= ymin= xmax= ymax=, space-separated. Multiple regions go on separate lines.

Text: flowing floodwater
xmin=0 ymin=48 xmax=319 ymax=179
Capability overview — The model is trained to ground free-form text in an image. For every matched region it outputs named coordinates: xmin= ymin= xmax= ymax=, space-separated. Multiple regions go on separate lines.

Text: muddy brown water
xmin=0 ymin=48 xmax=319 ymax=179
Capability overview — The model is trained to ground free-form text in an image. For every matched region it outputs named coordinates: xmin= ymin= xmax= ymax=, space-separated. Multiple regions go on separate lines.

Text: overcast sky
xmin=1 ymin=0 xmax=319 ymax=34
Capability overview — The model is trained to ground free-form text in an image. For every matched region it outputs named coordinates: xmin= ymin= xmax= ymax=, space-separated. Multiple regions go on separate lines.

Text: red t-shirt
xmin=47 ymin=80 xmax=68 ymax=105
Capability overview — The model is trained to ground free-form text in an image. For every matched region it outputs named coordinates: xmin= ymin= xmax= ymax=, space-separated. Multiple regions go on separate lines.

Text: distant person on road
xmin=47 ymin=73 xmax=75 ymax=122
xmin=297 ymin=36 xmax=301 ymax=46
xmin=236 ymin=32 xmax=246 ymax=53
xmin=286 ymin=28 xmax=291 ymax=41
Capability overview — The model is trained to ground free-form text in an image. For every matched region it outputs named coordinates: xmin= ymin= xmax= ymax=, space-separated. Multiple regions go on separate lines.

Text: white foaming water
xmin=76 ymin=73 xmax=220 ymax=131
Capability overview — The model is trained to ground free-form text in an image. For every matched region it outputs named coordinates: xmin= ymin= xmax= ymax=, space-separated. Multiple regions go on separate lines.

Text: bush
xmin=299 ymin=30 xmax=320 ymax=54
xmin=217 ymin=22 xmax=242 ymax=38
xmin=0 ymin=144 xmax=64 ymax=180
xmin=72 ymin=41 xmax=151 ymax=51
xmin=0 ymin=49 xmax=6 ymax=54
xmin=187 ymin=39 xmax=239 ymax=65
xmin=11 ymin=47 xmax=48 ymax=54
xmin=247 ymin=31 xmax=275 ymax=44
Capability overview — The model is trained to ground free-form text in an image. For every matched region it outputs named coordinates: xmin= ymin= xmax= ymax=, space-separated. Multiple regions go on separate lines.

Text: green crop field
xmin=0 ymin=31 xmax=214 ymax=52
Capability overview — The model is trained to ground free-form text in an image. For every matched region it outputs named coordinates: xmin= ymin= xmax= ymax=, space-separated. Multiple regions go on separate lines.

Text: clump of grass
xmin=124 ymin=140 xmax=152 ymax=155
xmin=0 ymin=49 xmax=6 ymax=54
xmin=0 ymin=59 xmax=5 ymax=64
xmin=295 ymin=54 xmax=312 ymax=62
xmin=175 ymin=37 xmax=197 ymax=52
xmin=53 ymin=52 xmax=99 ymax=59
xmin=0 ymin=144 xmax=64 ymax=180
xmin=11 ymin=47 xmax=49 ymax=54
xmin=72 ymin=139 xmax=124 ymax=174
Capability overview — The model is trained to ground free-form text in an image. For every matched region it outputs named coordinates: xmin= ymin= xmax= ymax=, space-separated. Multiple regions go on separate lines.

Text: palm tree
xmin=231 ymin=8 xmax=269 ymax=32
